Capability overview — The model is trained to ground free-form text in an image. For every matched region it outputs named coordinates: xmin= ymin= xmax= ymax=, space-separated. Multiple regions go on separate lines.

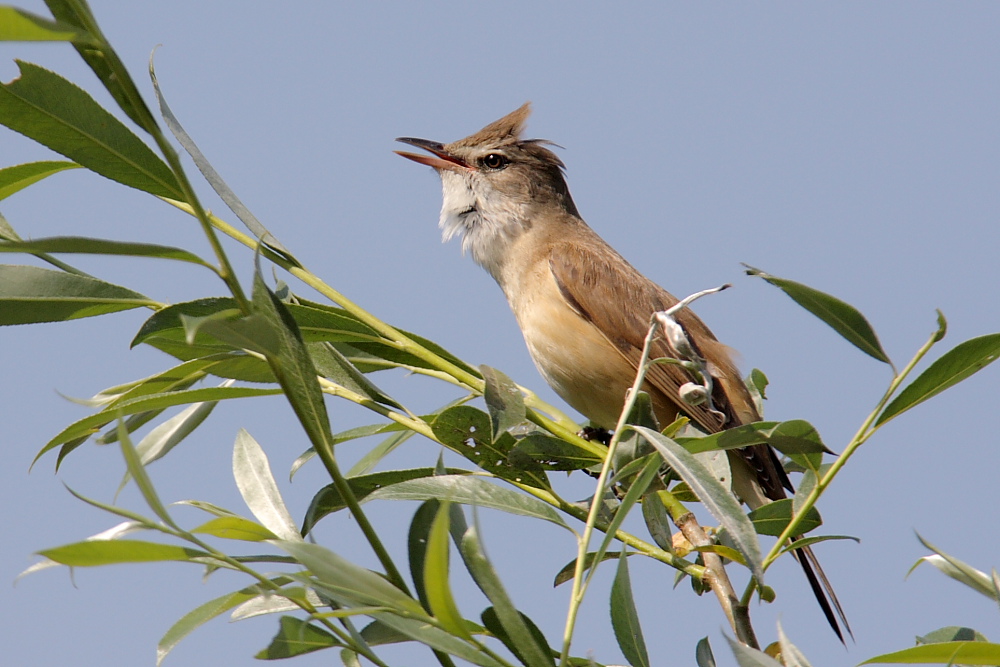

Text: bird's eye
xmin=480 ymin=153 xmax=509 ymax=171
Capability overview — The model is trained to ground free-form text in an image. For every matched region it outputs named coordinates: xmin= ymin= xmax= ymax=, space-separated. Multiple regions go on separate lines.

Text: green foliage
xmin=3 ymin=4 xmax=999 ymax=667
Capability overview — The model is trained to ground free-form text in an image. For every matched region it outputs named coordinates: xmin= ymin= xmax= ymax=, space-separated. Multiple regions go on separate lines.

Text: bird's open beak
xmin=395 ymin=137 xmax=470 ymax=172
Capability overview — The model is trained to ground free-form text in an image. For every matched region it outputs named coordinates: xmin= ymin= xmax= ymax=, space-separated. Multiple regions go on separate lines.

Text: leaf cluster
xmin=2 ymin=5 xmax=1000 ymax=666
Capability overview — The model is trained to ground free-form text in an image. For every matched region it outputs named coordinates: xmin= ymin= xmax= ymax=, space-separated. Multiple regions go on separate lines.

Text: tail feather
xmin=791 ymin=540 xmax=852 ymax=643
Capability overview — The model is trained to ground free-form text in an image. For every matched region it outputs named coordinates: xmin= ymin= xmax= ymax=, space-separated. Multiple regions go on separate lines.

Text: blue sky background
xmin=2 ymin=2 xmax=999 ymax=666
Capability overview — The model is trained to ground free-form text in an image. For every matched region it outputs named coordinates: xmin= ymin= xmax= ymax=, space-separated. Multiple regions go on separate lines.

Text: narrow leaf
xmin=0 ymin=264 xmax=154 ymax=325
xmin=157 ymin=581 xmax=282 ymax=665
xmin=423 ymin=502 xmax=471 ymax=639
xmin=610 ymin=549 xmax=649 ymax=667
xmin=0 ymin=160 xmax=80 ymax=200
xmin=251 ymin=273 xmax=337 ymax=466
xmin=43 ymin=1 xmax=160 ymax=131
xmin=0 ymin=236 xmax=211 ymax=267
xmin=35 ymin=386 xmax=281 ymax=466
xmin=745 ymin=265 xmax=891 ymax=365
xmin=118 ymin=421 xmax=174 ymax=526
xmin=39 ymin=540 xmax=206 ymax=566
xmin=0 ymin=8 xmax=93 ymax=42
xmin=878 ymin=334 xmax=1000 ymax=426
xmin=273 ymin=541 xmax=425 ymax=616
xmin=366 ymin=475 xmax=569 ymax=529
xmin=116 ymin=396 xmax=220 ymax=494
xmin=233 ymin=429 xmax=301 ymax=542
xmin=0 ymin=61 xmax=182 ymax=198
xmin=859 ymin=642 xmax=1000 ymax=665
xmin=460 ymin=525 xmax=554 ymax=667
xmin=255 ymin=616 xmax=340 ymax=660
xmin=553 ymin=551 xmax=624 ymax=588
xmin=192 ymin=516 xmax=277 ymax=542
xmin=407 ymin=500 xmax=439 ymax=614
xmin=633 ymin=426 xmax=764 ymax=585
xmin=149 ymin=59 xmax=296 ymax=262
xmin=748 ymin=499 xmax=822 ymax=537
xmin=310 ymin=341 xmax=403 ymax=409
xmin=303 ymin=468 xmax=467 ymax=534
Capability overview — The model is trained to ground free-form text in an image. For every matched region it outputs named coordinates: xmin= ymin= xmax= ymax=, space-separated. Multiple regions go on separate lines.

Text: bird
xmin=395 ymin=102 xmax=849 ymax=641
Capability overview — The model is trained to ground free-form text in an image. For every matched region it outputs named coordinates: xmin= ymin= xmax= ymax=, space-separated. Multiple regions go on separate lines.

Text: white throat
xmin=437 ymin=170 xmax=527 ymax=283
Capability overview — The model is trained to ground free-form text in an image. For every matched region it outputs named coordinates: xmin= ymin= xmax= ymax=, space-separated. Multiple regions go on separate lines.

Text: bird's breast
xmin=505 ymin=261 xmax=636 ymax=429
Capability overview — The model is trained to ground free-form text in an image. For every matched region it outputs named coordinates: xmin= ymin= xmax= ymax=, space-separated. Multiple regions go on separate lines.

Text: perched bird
xmin=395 ymin=103 xmax=848 ymax=640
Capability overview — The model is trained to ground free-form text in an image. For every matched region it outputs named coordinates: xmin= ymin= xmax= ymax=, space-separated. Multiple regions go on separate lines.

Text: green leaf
xmin=590 ymin=455 xmax=662 ymax=585
xmin=42 ymin=0 xmax=160 ymax=131
xmin=115 ymin=395 xmax=220 ymax=494
xmin=348 ymin=611 xmax=504 ymax=667
xmin=0 ymin=264 xmax=154 ymax=325
xmin=274 ymin=541 xmax=425 ymax=616
xmin=0 ymin=236 xmax=211 ymax=267
xmin=303 ymin=468 xmax=468 ymax=534
xmin=345 ymin=428 xmax=415 ymax=477
xmin=251 ymin=274 xmax=337 ymax=463
xmin=0 ymin=7 xmax=93 ymax=42
xmin=191 ymin=516 xmax=277 ymax=542
xmin=407 ymin=500 xmax=439 ymax=614
xmin=366 ymin=474 xmax=569 ymax=530
xmin=859 ymin=642 xmax=1000 ymax=665
xmin=292 ymin=296 xmax=481 ymax=378
xmin=632 ymin=426 xmax=764 ymax=586
xmin=459 ymin=524 xmax=554 ymax=667
xmin=292 ymin=422 xmax=412 ymax=480
xmin=510 ymin=433 xmax=602 ymax=471
xmin=0 ymin=161 xmax=80 ymax=200
xmin=744 ymin=265 xmax=891 ymax=365
xmin=678 ymin=420 xmax=830 ymax=456
xmin=157 ymin=581 xmax=284 ymax=666
xmin=132 ymin=298 xmax=239 ymax=349
xmin=778 ymin=534 xmax=860 ymax=555
xmin=877 ymin=334 xmax=1000 ymax=426
xmin=480 ymin=365 xmax=526 ymax=441
xmin=149 ymin=59 xmax=296 ymax=262
xmin=35 ymin=386 xmax=281 ymax=466
xmin=640 ymin=492 xmax=676 ymax=554
xmin=610 ymin=549 xmax=649 ymax=667
xmin=309 ymin=341 xmax=403 ymax=409
xmin=423 ymin=502 xmax=471 ymax=640
xmin=479 ymin=608 xmax=554 ymax=667
xmin=748 ymin=499 xmax=822 ymax=537
xmin=117 ymin=420 xmax=175 ymax=526
xmin=432 ymin=406 xmax=549 ymax=489
xmin=39 ymin=540 xmax=206 ymax=566
xmin=255 ymin=616 xmax=340 ymax=660
xmin=553 ymin=551 xmax=625 ymax=588
xmin=0 ymin=61 xmax=181 ymax=198
xmin=233 ymin=429 xmax=301 ymax=542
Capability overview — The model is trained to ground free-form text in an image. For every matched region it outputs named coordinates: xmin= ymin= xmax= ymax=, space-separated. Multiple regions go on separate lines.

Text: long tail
xmin=791 ymin=540 xmax=852 ymax=643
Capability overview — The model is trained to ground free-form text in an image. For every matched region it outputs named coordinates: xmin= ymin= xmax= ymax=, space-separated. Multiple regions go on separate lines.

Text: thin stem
xmin=742 ymin=326 xmax=944 ymax=606
xmin=161 ymin=199 xmax=607 ymax=459
xmin=558 ymin=285 xmax=734 ymax=665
